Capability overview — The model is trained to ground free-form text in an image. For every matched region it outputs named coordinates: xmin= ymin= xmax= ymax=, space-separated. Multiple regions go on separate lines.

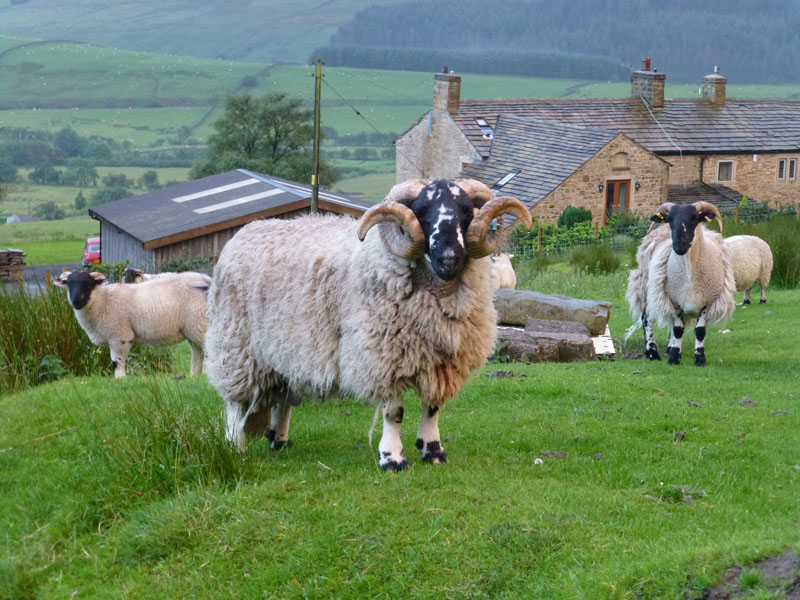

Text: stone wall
xmin=395 ymin=110 xmax=480 ymax=182
xmin=529 ymin=134 xmax=670 ymax=226
xmin=669 ymin=153 xmax=800 ymax=209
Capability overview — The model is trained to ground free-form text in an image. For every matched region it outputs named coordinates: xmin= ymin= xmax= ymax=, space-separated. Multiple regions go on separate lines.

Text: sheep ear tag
xmin=651 ymin=212 xmax=665 ymax=223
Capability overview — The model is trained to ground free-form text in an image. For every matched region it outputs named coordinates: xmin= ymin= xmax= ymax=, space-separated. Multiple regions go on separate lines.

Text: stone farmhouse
xmin=396 ymin=60 xmax=800 ymax=226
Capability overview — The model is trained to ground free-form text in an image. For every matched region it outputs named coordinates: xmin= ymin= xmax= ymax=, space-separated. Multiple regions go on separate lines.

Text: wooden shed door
xmin=605 ymin=180 xmax=630 ymax=224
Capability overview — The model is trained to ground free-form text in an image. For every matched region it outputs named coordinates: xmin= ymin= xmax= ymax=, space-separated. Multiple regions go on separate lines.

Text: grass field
xmin=1 ymin=269 xmax=798 ymax=598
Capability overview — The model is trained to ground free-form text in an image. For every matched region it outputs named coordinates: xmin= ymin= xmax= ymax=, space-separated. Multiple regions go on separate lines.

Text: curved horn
xmin=694 ymin=201 xmax=723 ymax=233
xmin=453 ymin=178 xmax=495 ymax=207
xmin=465 ymin=196 xmax=533 ymax=258
xmin=383 ymin=179 xmax=429 ymax=206
xmin=357 ymin=202 xmax=427 ymax=259
xmin=647 ymin=202 xmax=675 ymax=234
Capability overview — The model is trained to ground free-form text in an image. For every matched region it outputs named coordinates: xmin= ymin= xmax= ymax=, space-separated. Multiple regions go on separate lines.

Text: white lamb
xmin=489 ymin=253 xmax=517 ymax=289
xmin=723 ymin=234 xmax=773 ymax=304
xmin=55 ymin=270 xmax=210 ymax=377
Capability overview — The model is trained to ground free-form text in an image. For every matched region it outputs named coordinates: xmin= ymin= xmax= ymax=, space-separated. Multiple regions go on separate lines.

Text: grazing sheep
xmin=123 ymin=267 xmax=178 ymax=284
xmin=723 ymin=235 xmax=773 ymax=304
xmin=489 ymin=252 xmax=517 ymax=289
xmin=205 ymin=178 xmax=532 ymax=470
xmin=54 ymin=270 xmax=211 ymax=377
xmin=626 ymin=201 xmax=735 ymax=366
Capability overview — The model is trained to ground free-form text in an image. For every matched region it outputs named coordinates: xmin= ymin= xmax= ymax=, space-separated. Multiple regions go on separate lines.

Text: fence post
xmin=45 ymin=269 xmax=51 ymax=289
xmin=537 ymin=225 xmax=542 ymax=252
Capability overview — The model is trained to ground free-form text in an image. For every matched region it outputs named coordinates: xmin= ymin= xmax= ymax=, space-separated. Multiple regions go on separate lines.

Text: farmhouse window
xmin=716 ymin=160 xmax=734 ymax=183
xmin=492 ymin=170 xmax=520 ymax=191
xmin=790 ymin=159 xmax=797 ymax=180
xmin=474 ymin=118 xmax=494 ymax=139
xmin=778 ymin=159 xmax=786 ymax=180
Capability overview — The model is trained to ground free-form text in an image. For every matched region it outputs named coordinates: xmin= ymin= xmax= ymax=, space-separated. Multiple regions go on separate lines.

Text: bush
xmin=34 ymin=200 xmax=65 ymax=221
xmin=568 ymin=244 xmax=621 ymax=274
xmin=558 ymin=205 xmax=592 ymax=229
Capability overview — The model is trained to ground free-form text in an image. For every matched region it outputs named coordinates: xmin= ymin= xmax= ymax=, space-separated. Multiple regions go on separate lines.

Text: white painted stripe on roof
xmin=172 ymin=178 xmax=260 ymax=203
xmin=278 ymin=181 xmax=368 ymax=211
xmin=192 ymin=188 xmax=284 ymax=214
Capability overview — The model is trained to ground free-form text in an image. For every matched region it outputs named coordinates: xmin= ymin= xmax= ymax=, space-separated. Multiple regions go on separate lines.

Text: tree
xmin=90 ymin=187 xmax=130 ymax=207
xmin=74 ymin=191 xmax=87 ymax=211
xmin=0 ymin=150 xmax=18 ymax=183
xmin=83 ymin=140 xmax=112 ymax=162
xmin=140 ymin=170 xmax=160 ymax=190
xmin=102 ymin=173 xmax=133 ymax=188
xmin=63 ymin=158 xmax=98 ymax=187
xmin=190 ymin=92 xmax=339 ymax=185
xmin=34 ymin=200 xmax=65 ymax=221
xmin=54 ymin=127 xmax=85 ymax=158
xmin=28 ymin=162 xmax=62 ymax=185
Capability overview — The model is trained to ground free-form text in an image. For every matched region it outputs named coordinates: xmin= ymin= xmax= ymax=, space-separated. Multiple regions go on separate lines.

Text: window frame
xmin=789 ymin=158 xmax=797 ymax=181
xmin=778 ymin=158 xmax=787 ymax=180
xmin=716 ymin=160 xmax=734 ymax=183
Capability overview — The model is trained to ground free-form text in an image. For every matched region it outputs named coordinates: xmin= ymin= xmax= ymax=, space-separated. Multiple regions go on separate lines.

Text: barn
xmin=89 ymin=169 xmax=374 ymax=269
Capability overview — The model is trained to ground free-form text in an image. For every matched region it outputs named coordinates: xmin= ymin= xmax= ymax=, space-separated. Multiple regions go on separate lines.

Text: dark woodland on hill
xmin=316 ymin=0 xmax=800 ymax=83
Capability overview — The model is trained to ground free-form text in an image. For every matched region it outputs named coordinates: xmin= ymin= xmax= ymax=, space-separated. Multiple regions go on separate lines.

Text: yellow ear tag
xmin=656 ymin=212 xmax=662 ymax=219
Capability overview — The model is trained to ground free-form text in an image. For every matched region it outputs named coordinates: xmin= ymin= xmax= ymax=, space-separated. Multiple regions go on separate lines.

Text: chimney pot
xmin=642 ymin=57 xmax=651 ymax=71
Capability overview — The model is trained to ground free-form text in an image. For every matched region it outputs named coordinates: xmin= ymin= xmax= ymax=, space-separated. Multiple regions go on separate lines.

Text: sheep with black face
xmin=204 ymin=178 xmax=532 ymax=470
xmin=626 ymin=201 xmax=735 ymax=366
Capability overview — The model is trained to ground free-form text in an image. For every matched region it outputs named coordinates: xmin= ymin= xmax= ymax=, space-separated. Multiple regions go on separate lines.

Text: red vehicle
xmin=81 ymin=237 xmax=101 ymax=268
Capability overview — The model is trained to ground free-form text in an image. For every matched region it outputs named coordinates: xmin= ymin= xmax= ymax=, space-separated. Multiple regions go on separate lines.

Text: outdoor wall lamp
xmin=598 ymin=183 xmax=604 ymax=192
xmin=635 ymin=181 xmax=641 ymax=191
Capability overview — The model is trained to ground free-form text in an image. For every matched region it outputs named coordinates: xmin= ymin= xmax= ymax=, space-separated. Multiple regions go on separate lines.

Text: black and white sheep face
xmin=653 ymin=204 xmax=717 ymax=256
xmin=53 ymin=271 xmax=106 ymax=310
xmin=411 ymin=179 xmax=474 ymax=281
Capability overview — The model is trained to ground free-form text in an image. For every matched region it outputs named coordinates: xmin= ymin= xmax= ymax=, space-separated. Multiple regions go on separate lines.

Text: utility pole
xmin=311 ymin=59 xmax=322 ymax=214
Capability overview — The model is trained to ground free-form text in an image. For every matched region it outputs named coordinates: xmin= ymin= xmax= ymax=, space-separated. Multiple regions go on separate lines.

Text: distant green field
xmin=0 ymin=216 xmax=98 ymax=266
xmin=0 ymin=40 xmax=264 ymax=109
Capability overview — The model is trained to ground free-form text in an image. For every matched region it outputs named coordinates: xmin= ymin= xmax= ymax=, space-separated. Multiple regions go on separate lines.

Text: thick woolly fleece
xmin=71 ymin=272 xmax=210 ymax=374
xmin=723 ymin=235 xmax=773 ymax=297
xmin=204 ymin=214 xmax=497 ymax=411
xmin=627 ymin=223 xmax=735 ymax=329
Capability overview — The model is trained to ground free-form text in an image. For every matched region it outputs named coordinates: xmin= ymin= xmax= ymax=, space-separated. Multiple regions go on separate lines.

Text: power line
xmin=321 ymin=77 xmax=423 ymax=174
xmin=333 ymin=68 xmax=428 ymax=105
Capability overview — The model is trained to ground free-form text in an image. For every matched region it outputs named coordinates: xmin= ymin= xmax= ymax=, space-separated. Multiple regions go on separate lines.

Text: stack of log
xmin=0 ymin=249 xmax=26 ymax=282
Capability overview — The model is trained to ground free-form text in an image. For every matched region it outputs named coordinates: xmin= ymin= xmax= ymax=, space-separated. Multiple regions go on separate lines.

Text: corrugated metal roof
xmin=461 ymin=115 xmax=620 ymax=210
xmin=454 ymin=98 xmax=800 ymax=156
xmin=89 ymin=169 xmax=374 ymax=248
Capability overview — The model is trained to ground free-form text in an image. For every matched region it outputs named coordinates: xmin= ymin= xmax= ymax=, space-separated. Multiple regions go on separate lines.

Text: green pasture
xmin=1 ymin=268 xmax=799 ymax=598
xmin=0 ymin=217 xmax=98 ymax=265
xmin=0 ymin=107 xmax=212 ymax=146
xmin=0 ymin=40 xmax=264 ymax=109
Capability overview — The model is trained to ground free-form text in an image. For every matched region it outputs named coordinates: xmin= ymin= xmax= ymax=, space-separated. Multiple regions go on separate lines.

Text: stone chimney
xmin=433 ymin=67 xmax=461 ymax=115
xmin=702 ymin=66 xmax=726 ymax=107
xmin=631 ymin=57 xmax=666 ymax=109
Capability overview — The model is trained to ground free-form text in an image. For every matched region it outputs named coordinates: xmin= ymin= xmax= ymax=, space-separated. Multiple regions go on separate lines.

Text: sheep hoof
xmin=693 ymin=351 xmax=707 ymax=367
xmin=417 ymin=439 xmax=448 ymax=464
xmin=379 ymin=453 xmax=409 ymax=472
xmin=760 ymin=299 xmax=767 ymax=304
xmin=667 ymin=348 xmax=682 ymax=365
xmin=266 ymin=430 xmax=292 ymax=450
xmin=743 ymin=299 xmax=751 ymax=305
xmin=645 ymin=348 xmax=661 ymax=361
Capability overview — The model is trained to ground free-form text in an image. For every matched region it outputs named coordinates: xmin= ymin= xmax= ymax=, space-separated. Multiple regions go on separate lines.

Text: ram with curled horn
xmin=205 ymin=178 xmax=532 ymax=470
xmin=625 ymin=200 xmax=735 ymax=367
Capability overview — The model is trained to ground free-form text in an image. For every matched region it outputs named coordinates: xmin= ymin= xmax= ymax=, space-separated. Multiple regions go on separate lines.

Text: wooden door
xmin=605 ymin=179 xmax=630 ymax=225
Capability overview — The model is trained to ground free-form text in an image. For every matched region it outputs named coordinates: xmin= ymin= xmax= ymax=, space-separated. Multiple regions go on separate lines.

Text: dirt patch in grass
xmin=696 ymin=549 xmax=800 ymax=599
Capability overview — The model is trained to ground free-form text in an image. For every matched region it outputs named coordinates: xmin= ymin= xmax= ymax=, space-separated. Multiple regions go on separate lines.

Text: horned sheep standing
xmin=123 ymin=267 xmax=179 ymax=284
xmin=626 ymin=202 xmax=735 ymax=366
xmin=55 ymin=271 xmax=210 ymax=377
xmin=723 ymin=235 xmax=773 ymax=304
xmin=204 ymin=178 xmax=532 ymax=470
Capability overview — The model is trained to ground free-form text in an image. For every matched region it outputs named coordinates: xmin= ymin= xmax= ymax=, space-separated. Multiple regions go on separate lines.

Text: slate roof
xmin=460 ymin=115 xmax=621 ymax=210
xmin=667 ymin=183 xmax=745 ymax=213
xmin=454 ymin=98 xmax=800 ymax=157
xmin=89 ymin=169 xmax=373 ymax=249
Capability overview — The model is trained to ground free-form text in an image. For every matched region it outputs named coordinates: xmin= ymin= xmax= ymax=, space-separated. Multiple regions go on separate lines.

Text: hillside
xmin=323 ymin=0 xmax=800 ymax=84
xmin=0 ymin=0 xmax=397 ymax=64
